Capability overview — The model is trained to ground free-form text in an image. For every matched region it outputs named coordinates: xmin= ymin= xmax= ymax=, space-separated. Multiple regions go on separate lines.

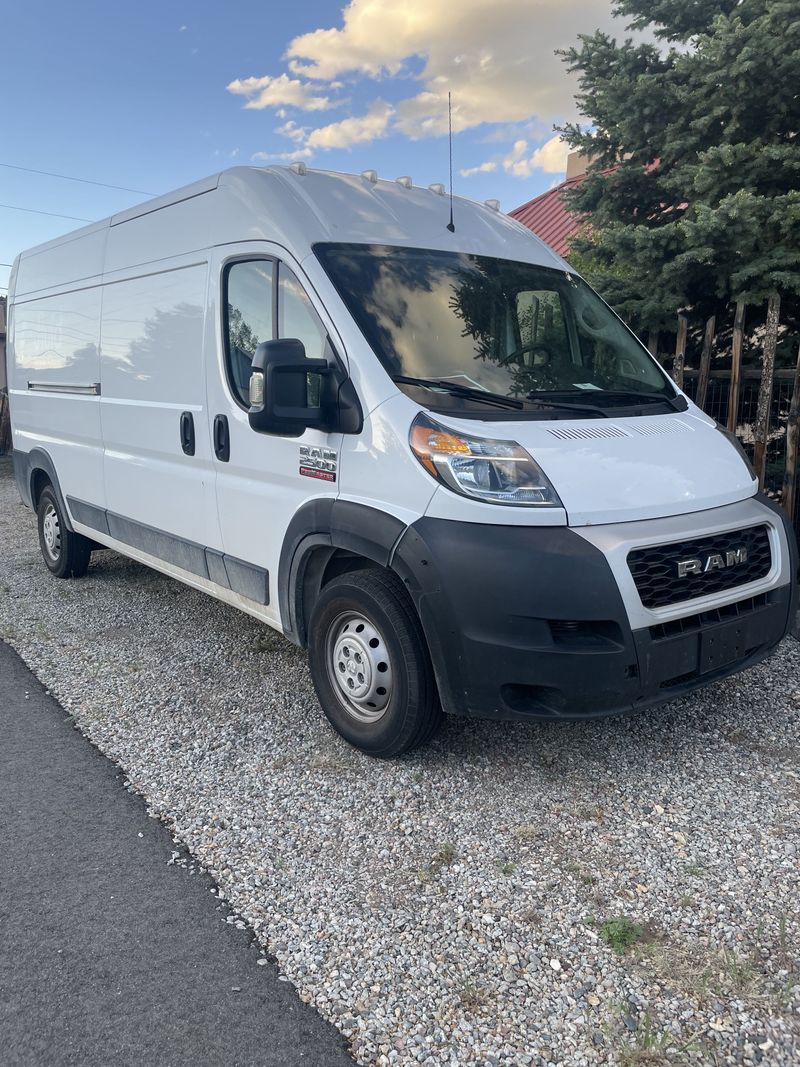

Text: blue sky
xmin=0 ymin=0 xmax=621 ymax=296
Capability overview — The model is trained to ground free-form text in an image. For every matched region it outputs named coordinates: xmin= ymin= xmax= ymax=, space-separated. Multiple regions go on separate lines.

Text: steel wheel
xmin=41 ymin=502 xmax=62 ymax=562
xmin=36 ymin=484 xmax=93 ymax=579
xmin=309 ymin=569 xmax=442 ymax=757
xmin=326 ymin=611 xmax=394 ymax=723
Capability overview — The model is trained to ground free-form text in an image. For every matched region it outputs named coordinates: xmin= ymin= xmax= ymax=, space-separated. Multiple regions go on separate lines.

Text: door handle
xmin=213 ymin=414 xmax=230 ymax=462
xmin=179 ymin=411 xmax=195 ymax=456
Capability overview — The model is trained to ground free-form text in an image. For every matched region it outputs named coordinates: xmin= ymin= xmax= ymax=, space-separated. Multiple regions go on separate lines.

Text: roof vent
xmin=395 ymin=176 xmax=412 ymax=189
xmin=290 ymin=161 xmax=307 ymax=175
xmin=361 ymin=169 xmax=378 ymax=183
xmin=484 ymin=198 xmax=501 ymax=212
xmin=429 ymin=183 xmax=446 ymax=196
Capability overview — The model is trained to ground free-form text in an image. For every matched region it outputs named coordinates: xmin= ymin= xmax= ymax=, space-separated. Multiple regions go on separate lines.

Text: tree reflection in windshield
xmin=315 ymin=243 xmax=673 ymax=403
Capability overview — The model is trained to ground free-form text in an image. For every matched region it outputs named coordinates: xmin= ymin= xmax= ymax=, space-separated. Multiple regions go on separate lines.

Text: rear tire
xmin=37 ymin=486 xmax=92 ymax=579
xmin=308 ymin=569 xmax=442 ymax=757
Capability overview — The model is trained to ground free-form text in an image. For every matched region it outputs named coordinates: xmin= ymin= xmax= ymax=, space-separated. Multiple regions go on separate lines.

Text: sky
xmin=0 ymin=0 xmax=624 ymax=296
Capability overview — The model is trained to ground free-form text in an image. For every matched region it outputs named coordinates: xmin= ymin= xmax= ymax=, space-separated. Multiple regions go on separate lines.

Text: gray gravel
xmin=1 ymin=457 xmax=798 ymax=1066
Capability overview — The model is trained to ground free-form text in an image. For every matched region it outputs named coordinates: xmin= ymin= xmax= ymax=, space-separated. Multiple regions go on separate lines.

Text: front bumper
xmin=392 ymin=495 xmax=797 ymax=721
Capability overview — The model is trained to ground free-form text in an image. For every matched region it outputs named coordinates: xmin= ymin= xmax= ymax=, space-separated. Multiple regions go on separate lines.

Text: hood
xmin=443 ymin=407 xmax=757 ymax=526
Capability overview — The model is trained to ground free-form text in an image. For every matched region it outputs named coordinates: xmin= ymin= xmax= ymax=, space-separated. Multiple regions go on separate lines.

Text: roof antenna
xmin=446 ymin=91 xmax=456 ymax=233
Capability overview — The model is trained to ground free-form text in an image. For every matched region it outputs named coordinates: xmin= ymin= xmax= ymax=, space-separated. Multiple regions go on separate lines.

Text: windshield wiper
xmin=587 ymin=389 xmax=684 ymax=411
xmin=525 ymin=392 xmax=610 ymax=418
xmin=526 ymin=388 xmax=684 ymax=416
xmin=392 ymin=375 xmax=524 ymax=410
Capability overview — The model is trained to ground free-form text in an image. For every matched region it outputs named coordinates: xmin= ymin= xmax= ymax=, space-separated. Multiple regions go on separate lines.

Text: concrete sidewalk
xmin=0 ymin=640 xmax=353 ymax=1067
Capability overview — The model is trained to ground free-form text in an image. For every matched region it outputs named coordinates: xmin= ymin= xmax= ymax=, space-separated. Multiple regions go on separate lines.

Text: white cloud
xmin=282 ymin=0 xmax=616 ymax=137
xmin=251 ymin=147 xmax=314 ymax=162
xmin=457 ymin=134 xmax=567 ymax=181
xmin=459 ymin=161 xmax=497 ymax=178
xmin=306 ymin=100 xmax=394 ymax=150
xmin=530 ymin=134 xmax=569 ymax=174
xmin=276 ymin=119 xmax=309 ymax=144
xmin=226 ymin=73 xmax=334 ymax=112
xmin=179 ymin=25 xmax=187 ymax=32
xmin=500 ymin=135 xmax=568 ymax=178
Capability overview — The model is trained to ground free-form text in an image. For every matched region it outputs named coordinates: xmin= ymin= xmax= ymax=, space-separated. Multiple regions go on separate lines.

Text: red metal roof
xmin=509 ymin=174 xmax=587 ymax=258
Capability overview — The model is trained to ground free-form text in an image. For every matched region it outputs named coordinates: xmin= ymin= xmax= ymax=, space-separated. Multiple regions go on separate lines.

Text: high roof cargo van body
xmin=7 ymin=166 xmax=797 ymax=755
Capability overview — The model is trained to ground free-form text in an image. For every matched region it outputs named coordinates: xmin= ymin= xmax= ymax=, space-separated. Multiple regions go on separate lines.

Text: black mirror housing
xmin=248 ymin=338 xmax=328 ymax=436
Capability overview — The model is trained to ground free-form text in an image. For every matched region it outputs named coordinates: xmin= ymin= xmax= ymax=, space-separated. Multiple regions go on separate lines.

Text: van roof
xmin=11 ymin=165 xmax=564 ymax=293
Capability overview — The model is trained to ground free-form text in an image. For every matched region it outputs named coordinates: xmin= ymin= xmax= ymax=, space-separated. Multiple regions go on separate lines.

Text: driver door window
xmin=278 ymin=263 xmax=333 ymax=405
xmin=224 ymin=259 xmax=332 ymax=408
xmin=224 ymin=260 xmax=275 ymax=406
xmin=278 ymin=264 xmax=328 ymax=359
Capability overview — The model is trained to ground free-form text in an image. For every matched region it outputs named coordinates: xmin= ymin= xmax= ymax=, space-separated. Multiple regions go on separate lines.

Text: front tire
xmin=37 ymin=486 xmax=92 ymax=579
xmin=308 ymin=569 xmax=442 ymax=757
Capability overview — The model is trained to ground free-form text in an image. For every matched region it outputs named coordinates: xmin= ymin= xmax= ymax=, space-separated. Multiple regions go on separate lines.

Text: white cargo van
xmin=7 ymin=165 xmax=797 ymax=755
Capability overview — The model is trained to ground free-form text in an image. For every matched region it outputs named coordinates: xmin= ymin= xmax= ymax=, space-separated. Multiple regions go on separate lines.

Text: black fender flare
xmin=13 ymin=448 xmax=75 ymax=531
xmin=278 ymin=498 xmax=406 ymax=646
xmin=278 ymin=498 xmax=466 ymax=716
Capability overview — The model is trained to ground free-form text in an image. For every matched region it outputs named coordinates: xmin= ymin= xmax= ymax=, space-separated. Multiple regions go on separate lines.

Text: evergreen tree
xmin=558 ymin=0 xmax=800 ymax=343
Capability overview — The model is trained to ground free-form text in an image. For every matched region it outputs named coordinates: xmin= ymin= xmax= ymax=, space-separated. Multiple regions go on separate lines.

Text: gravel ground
xmin=1 ymin=457 xmax=799 ymax=1067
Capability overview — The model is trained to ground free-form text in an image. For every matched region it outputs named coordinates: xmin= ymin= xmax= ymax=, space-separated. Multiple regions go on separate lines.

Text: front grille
xmin=628 ymin=525 xmax=772 ymax=609
xmin=648 ymin=593 xmax=769 ymax=641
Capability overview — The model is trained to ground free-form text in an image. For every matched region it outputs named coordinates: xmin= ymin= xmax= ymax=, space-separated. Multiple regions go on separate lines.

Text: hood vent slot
xmin=546 ymin=424 xmax=631 ymax=442
xmin=631 ymin=418 xmax=694 ymax=437
xmin=546 ymin=417 xmax=695 ymax=442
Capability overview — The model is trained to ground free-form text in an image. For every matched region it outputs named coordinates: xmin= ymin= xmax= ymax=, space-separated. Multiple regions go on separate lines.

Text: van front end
xmin=391 ymin=494 xmax=797 ymax=722
xmin=317 ymin=237 xmax=798 ymax=746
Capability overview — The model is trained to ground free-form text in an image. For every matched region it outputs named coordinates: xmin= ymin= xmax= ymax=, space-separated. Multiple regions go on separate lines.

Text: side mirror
xmin=248 ymin=338 xmax=329 ymax=436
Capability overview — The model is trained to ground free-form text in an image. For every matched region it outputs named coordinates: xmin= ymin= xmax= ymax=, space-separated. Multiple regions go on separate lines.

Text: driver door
xmin=204 ymin=245 xmax=343 ymax=626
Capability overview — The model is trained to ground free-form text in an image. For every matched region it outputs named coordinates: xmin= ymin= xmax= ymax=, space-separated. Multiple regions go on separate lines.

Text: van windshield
xmin=315 ymin=243 xmax=679 ymax=417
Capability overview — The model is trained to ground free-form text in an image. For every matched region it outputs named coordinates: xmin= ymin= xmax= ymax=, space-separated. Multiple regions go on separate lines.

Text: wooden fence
xmin=664 ymin=299 xmax=800 ymax=536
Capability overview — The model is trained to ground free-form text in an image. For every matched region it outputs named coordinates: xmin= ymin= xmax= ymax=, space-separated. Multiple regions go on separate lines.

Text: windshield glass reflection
xmin=315 ymin=244 xmax=674 ymax=408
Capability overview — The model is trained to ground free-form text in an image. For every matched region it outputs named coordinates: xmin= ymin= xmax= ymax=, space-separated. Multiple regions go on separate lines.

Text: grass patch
xmin=458 ymin=979 xmax=485 ymax=1012
xmin=616 ymin=1010 xmax=699 ymax=1066
xmin=512 ymin=823 xmax=541 ymax=841
xmin=639 ymin=942 xmax=776 ymax=1007
xmin=596 ymin=916 xmax=645 ymax=955
xmin=417 ymin=842 xmax=457 ymax=883
xmin=433 ymin=842 xmax=456 ymax=867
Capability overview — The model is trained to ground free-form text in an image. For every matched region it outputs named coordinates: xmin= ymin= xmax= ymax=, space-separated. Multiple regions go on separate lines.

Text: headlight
xmin=409 ymin=413 xmax=562 ymax=507
xmin=715 ymin=423 xmax=757 ymax=481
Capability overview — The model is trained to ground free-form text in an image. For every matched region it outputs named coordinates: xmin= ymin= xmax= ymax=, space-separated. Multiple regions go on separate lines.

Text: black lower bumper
xmin=392 ymin=504 xmax=797 ymax=722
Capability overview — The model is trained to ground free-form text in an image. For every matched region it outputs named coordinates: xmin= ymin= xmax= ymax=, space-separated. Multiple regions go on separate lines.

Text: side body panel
xmin=98 ymin=255 xmax=220 ymax=551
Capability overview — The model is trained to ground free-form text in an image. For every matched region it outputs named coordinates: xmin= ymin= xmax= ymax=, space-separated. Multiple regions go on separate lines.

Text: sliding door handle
xmin=179 ymin=411 xmax=195 ymax=456
xmin=213 ymin=414 xmax=230 ymax=462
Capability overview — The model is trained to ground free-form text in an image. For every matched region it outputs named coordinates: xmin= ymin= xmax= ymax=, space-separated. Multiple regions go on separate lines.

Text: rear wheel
xmin=308 ymin=569 xmax=442 ymax=757
xmin=37 ymin=486 xmax=92 ymax=579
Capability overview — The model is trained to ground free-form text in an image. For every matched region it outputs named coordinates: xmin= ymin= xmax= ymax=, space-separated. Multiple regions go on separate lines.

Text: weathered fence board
xmin=695 ymin=315 xmax=716 ymax=411
xmin=753 ymin=293 xmax=781 ymax=487
xmin=673 ymin=315 xmax=687 ymax=389
xmin=727 ymin=300 xmax=746 ymax=433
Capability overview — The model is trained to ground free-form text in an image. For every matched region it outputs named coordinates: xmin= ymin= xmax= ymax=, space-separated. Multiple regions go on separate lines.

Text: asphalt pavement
xmin=0 ymin=639 xmax=353 ymax=1067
